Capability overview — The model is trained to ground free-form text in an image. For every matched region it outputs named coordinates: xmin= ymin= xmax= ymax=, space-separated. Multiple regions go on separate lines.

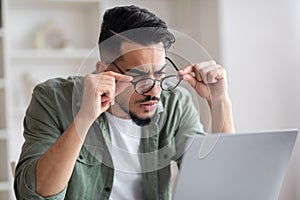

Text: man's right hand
xmin=77 ymin=71 xmax=132 ymax=124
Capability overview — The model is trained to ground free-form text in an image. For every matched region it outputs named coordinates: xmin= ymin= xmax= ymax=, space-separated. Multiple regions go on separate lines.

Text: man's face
xmin=108 ymin=42 xmax=166 ymax=125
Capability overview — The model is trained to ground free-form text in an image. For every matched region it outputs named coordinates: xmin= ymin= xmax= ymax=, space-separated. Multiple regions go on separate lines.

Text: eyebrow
xmin=125 ymin=63 xmax=167 ymax=75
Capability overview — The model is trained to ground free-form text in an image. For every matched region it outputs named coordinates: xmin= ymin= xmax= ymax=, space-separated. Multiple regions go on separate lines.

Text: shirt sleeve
xmin=172 ymin=87 xmax=206 ymax=169
xmin=14 ymin=84 xmax=67 ymax=200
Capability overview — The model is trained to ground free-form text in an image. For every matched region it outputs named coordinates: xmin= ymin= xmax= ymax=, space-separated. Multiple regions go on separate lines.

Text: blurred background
xmin=0 ymin=0 xmax=299 ymax=199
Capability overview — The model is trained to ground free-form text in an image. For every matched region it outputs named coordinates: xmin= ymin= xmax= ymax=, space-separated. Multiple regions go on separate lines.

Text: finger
xmin=179 ymin=60 xmax=217 ymax=75
xmin=178 ymin=65 xmax=202 ymax=82
xmin=182 ymin=74 xmax=198 ymax=88
xmin=101 ymin=100 xmax=112 ymax=111
xmin=200 ymin=60 xmax=217 ymax=67
xmin=206 ymin=65 xmax=226 ymax=83
xmin=97 ymin=82 xmax=115 ymax=103
xmin=100 ymin=74 xmax=132 ymax=103
xmin=215 ymin=65 xmax=226 ymax=80
xmin=103 ymin=71 xmax=133 ymax=82
xmin=207 ymin=70 xmax=219 ymax=84
xmin=178 ymin=65 xmax=195 ymax=75
xmin=198 ymin=65 xmax=218 ymax=84
xmin=101 ymin=95 xmax=110 ymax=102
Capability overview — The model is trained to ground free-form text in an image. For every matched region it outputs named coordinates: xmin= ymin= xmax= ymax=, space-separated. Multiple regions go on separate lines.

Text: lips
xmin=139 ymin=101 xmax=158 ymax=111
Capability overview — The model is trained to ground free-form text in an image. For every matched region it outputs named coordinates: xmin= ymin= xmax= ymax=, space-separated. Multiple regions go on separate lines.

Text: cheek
xmin=115 ymin=87 xmax=136 ymax=106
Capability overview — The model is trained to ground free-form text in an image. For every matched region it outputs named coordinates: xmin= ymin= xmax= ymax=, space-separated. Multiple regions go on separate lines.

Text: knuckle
xmin=85 ymin=74 xmax=94 ymax=81
xmin=210 ymin=60 xmax=217 ymax=65
xmin=105 ymin=71 xmax=118 ymax=78
xmin=107 ymin=77 xmax=116 ymax=85
xmin=199 ymin=67 xmax=207 ymax=75
xmin=207 ymin=71 xmax=215 ymax=79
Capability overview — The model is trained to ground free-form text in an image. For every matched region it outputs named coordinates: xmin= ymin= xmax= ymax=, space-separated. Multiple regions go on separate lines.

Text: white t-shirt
xmin=105 ymin=112 xmax=144 ymax=200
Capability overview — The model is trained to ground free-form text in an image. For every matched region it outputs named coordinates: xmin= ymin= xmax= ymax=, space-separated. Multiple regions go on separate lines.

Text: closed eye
xmin=126 ymin=63 xmax=167 ymax=78
xmin=154 ymin=71 xmax=166 ymax=75
xmin=126 ymin=69 xmax=149 ymax=77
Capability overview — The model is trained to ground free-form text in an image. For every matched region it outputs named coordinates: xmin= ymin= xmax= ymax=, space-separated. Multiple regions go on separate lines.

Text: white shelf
xmin=0 ymin=130 xmax=7 ymax=139
xmin=0 ymin=79 xmax=5 ymax=88
xmin=11 ymin=48 xmax=99 ymax=60
xmin=0 ymin=28 xmax=4 ymax=37
xmin=0 ymin=181 xmax=10 ymax=191
xmin=11 ymin=0 xmax=101 ymax=3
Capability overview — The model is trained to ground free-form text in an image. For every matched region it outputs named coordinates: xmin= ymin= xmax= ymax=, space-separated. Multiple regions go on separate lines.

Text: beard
xmin=118 ymin=95 xmax=160 ymax=127
xmin=129 ymin=111 xmax=152 ymax=126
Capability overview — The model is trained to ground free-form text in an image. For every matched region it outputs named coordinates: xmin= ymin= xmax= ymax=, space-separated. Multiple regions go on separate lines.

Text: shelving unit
xmin=4 ymin=2 xmax=104 ymax=199
xmin=3 ymin=0 xmax=104 ymax=199
xmin=11 ymin=48 xmax=99 ymax=60
xmin=1 ymin=0 xmax=13 ymax=198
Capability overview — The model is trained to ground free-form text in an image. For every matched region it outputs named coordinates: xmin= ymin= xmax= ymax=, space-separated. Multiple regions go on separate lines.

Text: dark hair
xmin=98 ymin=5 xmax=175 ymax=56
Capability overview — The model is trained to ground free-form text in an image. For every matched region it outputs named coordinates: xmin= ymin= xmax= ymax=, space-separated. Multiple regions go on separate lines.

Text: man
xmin=14 ymin=5 xmax=234 ymax=200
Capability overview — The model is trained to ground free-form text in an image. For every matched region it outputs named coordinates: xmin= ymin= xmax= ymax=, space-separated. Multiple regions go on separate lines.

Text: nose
xmin=143 ymin=80 xmax=161 ymax=96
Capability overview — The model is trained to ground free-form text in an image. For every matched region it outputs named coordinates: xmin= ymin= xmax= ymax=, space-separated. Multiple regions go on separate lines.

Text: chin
xmin=129 ymin=112 xmax=152 ymax=126
xmin=129 ymin=108 xmax=157 ymax=126
xmin=138 ymin=108 xmax=156 ymax=117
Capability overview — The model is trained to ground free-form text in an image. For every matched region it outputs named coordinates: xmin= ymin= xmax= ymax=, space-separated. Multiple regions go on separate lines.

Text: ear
xmin=96 ymin=61 xmax=107 ymax=73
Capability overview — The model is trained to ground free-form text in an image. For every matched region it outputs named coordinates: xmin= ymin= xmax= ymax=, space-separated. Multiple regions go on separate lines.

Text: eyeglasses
xmin=111 ymin=57 xmax=183 ymax=94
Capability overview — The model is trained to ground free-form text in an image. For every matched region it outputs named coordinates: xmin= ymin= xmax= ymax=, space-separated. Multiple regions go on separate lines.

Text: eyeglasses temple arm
xmin=165 ymin=57 xmax=180 ymax=71
xmin=111 ymin=62 xmax=126 ymax=75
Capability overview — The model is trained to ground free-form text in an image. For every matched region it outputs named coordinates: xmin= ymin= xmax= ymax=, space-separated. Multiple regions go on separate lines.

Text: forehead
xmin=117 ymin=42 xmax=166 ymax=70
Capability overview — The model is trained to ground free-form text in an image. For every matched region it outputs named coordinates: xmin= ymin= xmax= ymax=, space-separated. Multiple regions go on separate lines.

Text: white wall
xmin=218 ymin=0 xmax=300 ymax=199
xmin=6 ymin=0 xmax=300 ymax=198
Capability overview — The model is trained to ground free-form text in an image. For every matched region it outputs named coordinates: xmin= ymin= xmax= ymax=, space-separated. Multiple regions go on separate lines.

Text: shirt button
xmin=104 ymin=187 xmax=111 ymax=192
xmin=163 ymin=154 xmax=168 ymax=159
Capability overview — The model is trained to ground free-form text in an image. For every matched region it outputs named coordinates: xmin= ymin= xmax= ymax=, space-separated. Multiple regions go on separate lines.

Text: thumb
xmin=182 ymin=74 xmax=198 ymax=88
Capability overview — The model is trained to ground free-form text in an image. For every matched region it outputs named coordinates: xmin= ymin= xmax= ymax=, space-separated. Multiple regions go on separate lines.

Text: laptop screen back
xmin=173 ymin=129 xmax=298 ymax=200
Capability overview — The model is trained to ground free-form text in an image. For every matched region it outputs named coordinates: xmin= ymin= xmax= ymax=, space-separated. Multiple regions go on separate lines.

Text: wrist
xmin=73 ymin=112 xmax=96 ymax=140
xmin=207 ymin=95 xmax=232 ymax=107
xmin=76 ymin=109 xmax=98 ymax=125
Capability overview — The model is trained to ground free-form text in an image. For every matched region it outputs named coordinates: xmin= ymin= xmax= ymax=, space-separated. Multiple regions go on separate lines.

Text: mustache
xmin=135 ymin=96 xmax=160 ymax=104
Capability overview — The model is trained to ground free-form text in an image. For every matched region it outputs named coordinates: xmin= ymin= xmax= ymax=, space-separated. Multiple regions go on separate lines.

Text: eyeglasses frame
xmin=110 ymin=57 xmax=183 ymax=95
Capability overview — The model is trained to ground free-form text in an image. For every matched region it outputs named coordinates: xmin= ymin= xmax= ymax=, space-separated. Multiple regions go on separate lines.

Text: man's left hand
xmin=178 ymin=60 xmax=229 ymax=102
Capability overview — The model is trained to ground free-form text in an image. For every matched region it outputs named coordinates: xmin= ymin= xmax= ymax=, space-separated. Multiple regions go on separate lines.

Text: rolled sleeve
xmin=14 ymin=84 xmax=67 ymax=199
xmin=14 ymin=158 xmax=67 ymax=200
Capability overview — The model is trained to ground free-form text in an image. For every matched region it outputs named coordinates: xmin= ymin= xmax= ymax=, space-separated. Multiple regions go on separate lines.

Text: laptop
xmin=173 ymin=129 xmax=298 ymax=200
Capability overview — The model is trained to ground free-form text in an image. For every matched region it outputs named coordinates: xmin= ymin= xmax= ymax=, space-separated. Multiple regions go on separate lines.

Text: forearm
xmin=36 ymin=114 xmax=93 ymax=197
xmin=208 ymin=98 xmax=235 ymax=133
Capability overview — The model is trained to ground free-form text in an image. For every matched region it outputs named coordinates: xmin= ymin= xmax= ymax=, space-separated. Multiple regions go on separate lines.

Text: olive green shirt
xmin=14 ymin=76 xmax=204 ymax=200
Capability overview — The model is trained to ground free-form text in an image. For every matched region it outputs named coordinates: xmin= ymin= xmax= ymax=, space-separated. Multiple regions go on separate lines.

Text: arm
xmin=14 ymin=69 xmax=132 ymax=198
xmin=208 ymin=97 xmax=235 ymax=133
xmin=35 ymin=71 xmax=132 ymax=197
xmin=35 ymin=114 xmax=92 ymax=196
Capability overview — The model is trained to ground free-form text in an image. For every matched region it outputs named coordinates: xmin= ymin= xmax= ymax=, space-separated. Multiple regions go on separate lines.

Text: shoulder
xmin=32 ymin=76 xmax=83 ymax=98
xmin=160 ymin=86 xmax=193 ymax=105
xmin=31 ymin=76 xmax=84 ymax=107
xmin=34 ymin=76 xmax=83 ymax=92
xmin=159 ymin=86 xmax=197 ymax=116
